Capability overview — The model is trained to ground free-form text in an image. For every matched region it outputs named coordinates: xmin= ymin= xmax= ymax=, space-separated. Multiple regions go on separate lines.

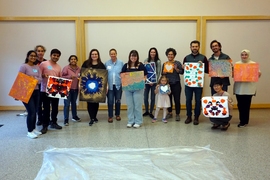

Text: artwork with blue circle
xmin=79 ymin=68 xmax=108 ymax=103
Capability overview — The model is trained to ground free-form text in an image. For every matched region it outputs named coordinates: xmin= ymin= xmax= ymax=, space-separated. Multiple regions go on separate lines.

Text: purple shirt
xmin=19 ymin=64 xmax=42 ymax=90
xmin=61 ymin=65 xmax=81 ymax=89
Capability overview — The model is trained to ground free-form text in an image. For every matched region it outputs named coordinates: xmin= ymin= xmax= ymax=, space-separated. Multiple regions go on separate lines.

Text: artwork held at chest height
xmin=209 ymin=60 xmax=232 ymax=77
xmin=46 ymin=76 xmax=72 ymax=99
xmin=79 ymin=68 xmax=108 ymax=103
xmin=233 ymin=63 xmax=259 ymax=82
xmin=121 ymin=71 xmax=145 ymax=91
xmin=184 ymin=63 xmax=204 ymax=87
xmin=144 ymin=62 xmax=157 ymax=84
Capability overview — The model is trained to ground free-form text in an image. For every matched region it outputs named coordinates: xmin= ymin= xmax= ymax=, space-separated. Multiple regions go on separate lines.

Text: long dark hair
xmin=128 ymin=50 xmax=140 ymax=69
xmin=147 ymin=47 xmax=160 ymax=63
xmin=25 ymin=50 xmax=37 ymax=63
xmin=86 ymin=49 xmax=101 ymax=67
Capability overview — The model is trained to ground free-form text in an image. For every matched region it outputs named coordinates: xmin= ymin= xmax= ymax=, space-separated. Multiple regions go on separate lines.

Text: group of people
xmin=19 ymin=40 xmax=261 ymax=139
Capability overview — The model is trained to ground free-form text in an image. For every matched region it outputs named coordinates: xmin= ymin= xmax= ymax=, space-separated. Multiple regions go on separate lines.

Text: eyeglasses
xmin=29 ymin=55 xmax=37 ymax=58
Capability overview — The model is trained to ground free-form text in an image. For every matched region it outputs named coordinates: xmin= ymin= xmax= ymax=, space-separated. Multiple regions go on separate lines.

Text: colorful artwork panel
xmin=201 ymin=96 xmax=229 ymax=118
xmin=184 ymin=63 xmax=204 ymax=87
xmin=159 ymin=85 xmax=170 ymax=94
xmin=9 ymin=72 xmax=38 ymax=103
xmin=209 ymin=60 xmax=232 ymax=77
xmin=234 ymin=63 xmax=259 ymax=82
xmin=46 ymin=76 xmax=72 ymax=99
xmin=79 ymin=68 xmax=108 ymax=103
xmin=121 ymin=71 xmax=145 ymax=91
xmin=163 ymin=62 xmax=174 ymax=73
xmin=145 ymin=62 xmax=157 ymax=84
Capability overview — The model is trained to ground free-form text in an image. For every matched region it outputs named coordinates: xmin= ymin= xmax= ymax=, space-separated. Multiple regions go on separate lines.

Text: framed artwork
xmin=201 ymin=96 xmax=229 ymax=118
xmin=234 ymin=63 xmax=259 ymax=82
xmin=209 ymin=60 xmax=232 ymax=77
xmin=145 ymin=62 xmax=157 ymax=84
xmin=46 ymin=76 xmax=72 ymax=99
xmin=163 ymin=62 xmax=174 ymax=73
xmin=121 ymin=71 xmax=145 ymax=91
xmin=184 ymin=63 xmax=204 ymax=87
xmin=79 ymin=68 xmax=108 ymax=103
xmin=9 ymin=72 xmax=38 ymax=103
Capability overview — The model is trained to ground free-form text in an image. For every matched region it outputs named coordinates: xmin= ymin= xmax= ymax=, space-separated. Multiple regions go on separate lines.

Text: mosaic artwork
xmin=9 ymin=72 xmax=38 ymax=103
xmin=46 ymin=76 xmax=72 ymax=99
xmin=201 ymin=96 xmax=229 ymax=118
xmin=234 ymin=63 xmax=259 ymax=82
xmin=184 ymin=63 xmax=204 ymax=87
xmin=144 ymin=62 xmax=157 ymax=84
xmin=79 ymin=68 xmax=108 ymax=103
xmin=121 ymin=71 xmax=145 ymax=91
xmin=163 ymin=62 xmax=174 ymax=73
xmin=209 ymin=60 xmax=232 ymax=77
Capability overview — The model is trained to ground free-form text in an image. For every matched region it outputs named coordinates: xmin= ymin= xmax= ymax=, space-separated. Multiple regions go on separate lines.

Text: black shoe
xmin=185 ymin=117 xmax=192 ymax=124
xmin=50 ymin=123 xmax=62 ymax=129
xmin=237 ymin=123 xmax=246 ymax=128
xmin=94 ymin=118 xmax=98 ymax=123
xmin=221 ymin=123 xmax=230 ymax=131
xmin=36 ymin=120 xmax=42 ymax=126
xmin=193 ymin=117 xmax=199 ymax=125
xmin=89 ymin=119 xmax=95 ymax=126
xmin=41 ymin=127 xmax=48 ymax=134
xmin=211 ymin=124 xmax=220 ymax=129
xmin=72 ymin=116 xmax=81 ymax=122
xmin=143 ymin=112 xmax=149 ymax=116
xmin=149 ymin=113 xmax=154 ymax=119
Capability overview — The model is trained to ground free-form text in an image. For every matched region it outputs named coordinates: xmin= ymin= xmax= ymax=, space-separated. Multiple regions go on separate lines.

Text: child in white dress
xmin=152 ymin=75 xmax=171 ymax=123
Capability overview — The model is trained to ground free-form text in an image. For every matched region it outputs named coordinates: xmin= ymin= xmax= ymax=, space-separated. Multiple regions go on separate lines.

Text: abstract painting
xmin=121 ymin=71 xmax=145 ymax=91
xmin=234 ymin=63 xmax=259 ymax=82
xmin=46 ymin=76 xmax=72 ymax=99
xmin=209 ymin=60 xmax=232 ymax=77
xmin=145 ymin=62 xmax=157 ymax=84
xmin=9 ymin=72 xmax=38 ymax=103
xmin=201 ymin=96 xmax=229 ymax=118
xmin=163 ymin=62 xmax=174 ymax=73
xmin=184 ymin=63 xmax=204 ymax=87
xmin=79 ymin=68 xmax=108 ymax=103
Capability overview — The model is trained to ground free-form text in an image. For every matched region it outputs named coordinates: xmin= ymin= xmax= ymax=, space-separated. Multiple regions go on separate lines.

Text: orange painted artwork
xmin=233 ymin=63 xmax=259 ymax=82
xmin=184 ymin=63 xmax=204 ymax=87
xmin=201 ymin=96 xmax=229 ymax=118
xmin=120 ymin=71 xmax=145 ymax=91
xmin=163 ymin=62 xmax=174 ymax=73
xmin=9 ymin=72 xmax=38 ymax=103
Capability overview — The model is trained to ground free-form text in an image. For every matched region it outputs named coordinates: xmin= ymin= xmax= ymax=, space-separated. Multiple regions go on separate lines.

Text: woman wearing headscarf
xmin=233 ymin=49 xmax=261 ymax=127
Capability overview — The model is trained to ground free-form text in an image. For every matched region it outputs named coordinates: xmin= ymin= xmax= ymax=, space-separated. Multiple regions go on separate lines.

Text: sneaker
xmin=89 ymin=119 xmax=95 ymax=126
xmin=175 ymin=114 xmax=180 ymax=121
xmin=40 ymin=127 xmax=48 ymax=134
xmin=237 ymin=123 xmax=246 ymax=128
xmin=33 ymin=129 xmax=42 ymax=135
xmin=72 ymin=116 xmax=81 ymax=122
xmin=94 ymin=118 xmax=98 ymax=123
xmin=143 ymin=112 xmax=149 ymax=116
xmin=152 ymin=118 xmax=157 ymax=123
xmin=27 ymin=132 xmax=38 ymax=139
xmin=133 ymin=124 xmax=140 ymax=128
xmin=50 ymin=123 xmax=62 ymax=129
xmin=64 ymin=122 xmax=69 ymax=126
xmin=162 ymin=119 xmax=168 ymax=123
xmin=127 ymin=124 xmax=133 ymax=128
xmin=166 ymin=113 xmax=173 ymax=119
xmin=36 ymin=120 xmax=42 ymax=126
xmin=149 ymin=113 xmax=154 ymax=119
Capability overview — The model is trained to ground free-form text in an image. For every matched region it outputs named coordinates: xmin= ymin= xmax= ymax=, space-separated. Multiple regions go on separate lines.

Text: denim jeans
xmin=41 ymin=92 xmax=59 ymax=127
xmin=23 ymin=90 xmax=39 ymax=132
xmin=64 ymin=89 xmax=79 ymax=120
xmin=144 ymin=84 xmax=156 ymax=113
xmin=107 ymin=85 xmax=122 ymax=118
xmin=125 ymin=89 xmax=143 ymax=125
xmin=185 ymin=86 xmax=202 ymax=117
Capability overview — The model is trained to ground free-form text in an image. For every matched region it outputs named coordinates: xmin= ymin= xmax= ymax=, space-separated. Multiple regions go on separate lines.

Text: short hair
xmin=34 ymin=45 xmax=46 ymax=52
xmin=68 ymin=55 xmax=78 ymax=62
xmin=210 ymin=40 xmax=221 ymax=49
xmin=25 ymin=50 xmax=37 ymax=63
xmin=50 ymin=49 xmax=61 ymax=56
xmin=213 ymin=79 xmax=223 ymax=86
xmin=165 ymin=48 xmax=177 ymax=56
xmin=190 ymin=40 xmax=200 ymax=46
xmin=109 ymin=48 xmax=117 ymax=54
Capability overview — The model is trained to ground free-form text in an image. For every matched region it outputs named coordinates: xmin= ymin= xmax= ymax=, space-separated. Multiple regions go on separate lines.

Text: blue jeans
xmin=64 ymin=89 xmax=79 ymax=120
xmin=185 ymin=86 xmax=202 ymax=117
xmin=23 ymin=90 xmax=39 ymax=132
xmin=107 ymin=85 xmax=122 ymax=118
xmin=125 ymin=89 xmax=143 ymax=125
xmin=144 ymin=84 xmax=156 ymax=113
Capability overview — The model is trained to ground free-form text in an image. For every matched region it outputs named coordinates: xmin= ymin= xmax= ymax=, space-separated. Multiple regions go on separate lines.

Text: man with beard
xmin=209 ymin=40 xmax=231 ymax=95
xmin=182 ymin=40 xmax=208 ymax=125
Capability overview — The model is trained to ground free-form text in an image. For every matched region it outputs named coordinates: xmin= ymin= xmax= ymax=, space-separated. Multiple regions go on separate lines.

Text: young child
xmin=152 ymin=75 xmax=171 ymax=123
xmin=210 ymin=80 xmax=233 ymax=131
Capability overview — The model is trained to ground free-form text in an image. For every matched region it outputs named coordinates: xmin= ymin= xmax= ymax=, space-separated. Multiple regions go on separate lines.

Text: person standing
xmin=183 ymin=40 xmax=209 ymax=125
xmin=233 ymin=49 xmax=261 ymax=127
xmin=105 ymin=49 xmax=124 ymax=123
xmin=162 ymin=48 xmax=183 ymax=121
xmin=19 ymin=50 xmax=42 ymax=138
xmin=62 ymin=55 xmax=81 ymax=126
xmin=209 ymin=40 xmax=231 ymax=95
xmin=39 ymin=49 xmax=62 ymax=134
xmin=81 ymin=49 xmax=106 ymax=126
xmin=143 ymin=47 xmax=161 ymax=119
xmin=121 ymin=50 xmax=147 ymax=128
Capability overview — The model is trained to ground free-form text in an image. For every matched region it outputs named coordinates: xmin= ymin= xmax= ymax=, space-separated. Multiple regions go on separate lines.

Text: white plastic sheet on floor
xmin=35 ymin=146 xmax=235 ymax=180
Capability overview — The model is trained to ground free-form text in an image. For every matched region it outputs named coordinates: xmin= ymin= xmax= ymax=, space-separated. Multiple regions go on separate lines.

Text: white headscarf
xmin=241 ymin=49 xmax=251 ymax=62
